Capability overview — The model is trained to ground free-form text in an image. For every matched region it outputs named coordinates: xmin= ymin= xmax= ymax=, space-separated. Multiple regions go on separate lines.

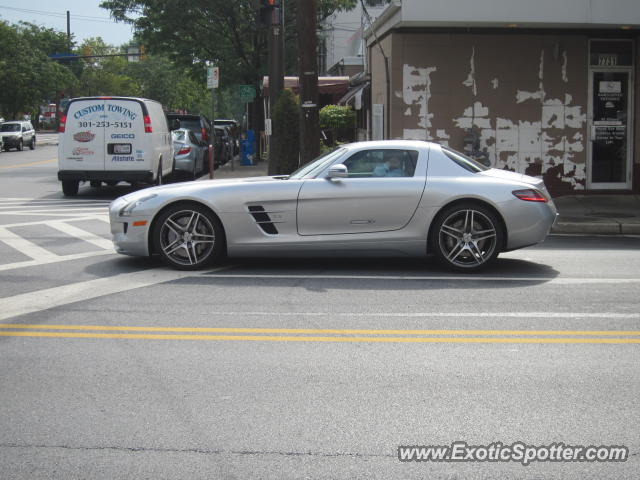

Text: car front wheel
xmin=17 ymin=140 xmax=23 ymax=151
xmin=153 ymin=203 xmax=224 ymax=270
xmin=431 ymin=203 xmax=503 ymax=271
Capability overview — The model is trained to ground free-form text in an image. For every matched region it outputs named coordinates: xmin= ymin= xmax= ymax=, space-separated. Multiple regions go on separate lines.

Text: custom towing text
xmin=397 ymin=441 xmax=628 ymax=466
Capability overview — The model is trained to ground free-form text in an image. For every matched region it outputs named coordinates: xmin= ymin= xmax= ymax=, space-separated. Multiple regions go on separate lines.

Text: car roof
xmin=340 ymin=140 xmax=434 ymax=150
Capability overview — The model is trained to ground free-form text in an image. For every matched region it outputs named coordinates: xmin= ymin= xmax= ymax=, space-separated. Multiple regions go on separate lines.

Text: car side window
xmin=341 ymin=149 xmax=418 ymax=178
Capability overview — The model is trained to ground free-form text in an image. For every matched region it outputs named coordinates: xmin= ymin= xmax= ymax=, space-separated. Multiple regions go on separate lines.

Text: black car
xmin=166 ymin=113 xmax=212 ymax=145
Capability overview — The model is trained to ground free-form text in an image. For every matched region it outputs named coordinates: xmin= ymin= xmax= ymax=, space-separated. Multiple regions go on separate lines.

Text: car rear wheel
xmin=62 ymin=180 xmax=79 ymax=197
xmin=153 ymin=203 xmax=224 ymax=270
xmin=29 ymin=137 xmax=36 ymax=150
xmin=431 ymin=203 xmax=503 ymax=271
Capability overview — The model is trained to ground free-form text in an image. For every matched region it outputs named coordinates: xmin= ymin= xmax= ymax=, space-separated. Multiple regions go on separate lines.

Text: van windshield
xmin=1 ymin=124 xmax=20 ymax=132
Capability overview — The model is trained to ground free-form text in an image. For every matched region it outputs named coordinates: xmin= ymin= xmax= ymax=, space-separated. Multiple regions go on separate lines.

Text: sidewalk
xmin=204 ymin=160 xmax=640 ymax=235
xmin=552 ymin=194 xmax=640 ymax=235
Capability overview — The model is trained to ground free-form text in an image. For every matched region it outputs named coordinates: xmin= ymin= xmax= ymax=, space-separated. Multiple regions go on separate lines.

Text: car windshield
xmin=1 ymin=124 xmax=20 ymax=132
xmin=172 ymin=130 xmax=187 ymax=142
xmin=288 ymin=147 xmax=347 ymax=179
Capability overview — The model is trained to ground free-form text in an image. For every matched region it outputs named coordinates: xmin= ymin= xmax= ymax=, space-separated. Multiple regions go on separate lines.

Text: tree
xmin=270 ymin=89 xmax=300 ymax=175
xmin=0 ymin=21 xmax=77 ymax=120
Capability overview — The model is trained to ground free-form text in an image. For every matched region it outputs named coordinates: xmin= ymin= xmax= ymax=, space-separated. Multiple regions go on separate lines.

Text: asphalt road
xmin=0 ymin=147 xmax=639 ymax=479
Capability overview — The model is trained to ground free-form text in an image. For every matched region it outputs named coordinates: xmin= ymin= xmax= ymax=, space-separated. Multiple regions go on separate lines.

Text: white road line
xmin=0 ymin=250 xmax=114 ymax=273
xmin=0 ymin=266 xmax=232 ymax=322
xmin=0 ymin=208 xmax=108 ymax=214
xmin=0 ymin=226 xmax=58 ymax=261
xmin=0 ymin=198 xmax=109 ymax=202
xmin=0 ymin=216 xmax=106 ymax=229
xmin=180 ymin=311 xmax=640 ymax=319
xmin=46 ymin=221 xmax=113 ymax=250
xmin=204 ymin=273 xmax=640 ymax=284
xmin=0 ymin=211 xmax=109 ymax=218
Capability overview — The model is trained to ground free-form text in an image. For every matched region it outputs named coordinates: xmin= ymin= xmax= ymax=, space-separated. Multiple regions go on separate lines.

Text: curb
xmin=552 ymin=221 xmax=640 ymax=235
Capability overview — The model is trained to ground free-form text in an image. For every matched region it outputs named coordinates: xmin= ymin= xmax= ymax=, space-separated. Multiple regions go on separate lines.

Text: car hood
xmin=143 ymin=175 xmax=283 ymax=195
xmin=478 ymin=168 xmax=543 ymax=187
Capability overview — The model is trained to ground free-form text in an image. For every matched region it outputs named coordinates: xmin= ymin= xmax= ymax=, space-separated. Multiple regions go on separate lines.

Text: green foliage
xmin=0 ymin=21 xmax=77 ymax=120
xmin=319 ymin=104 xmax=356 ymax=130
xmin=270 ymin=89 xmax=300 ymax=175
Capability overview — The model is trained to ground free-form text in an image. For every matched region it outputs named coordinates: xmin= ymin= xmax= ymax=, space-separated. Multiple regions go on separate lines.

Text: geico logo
xmin=111 ymin=134 xmax=135 ymax=139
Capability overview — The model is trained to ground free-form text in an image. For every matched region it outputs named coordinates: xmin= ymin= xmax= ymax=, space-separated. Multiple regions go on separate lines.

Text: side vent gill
xmin=248 ymin=205 xmax=279 ymax=235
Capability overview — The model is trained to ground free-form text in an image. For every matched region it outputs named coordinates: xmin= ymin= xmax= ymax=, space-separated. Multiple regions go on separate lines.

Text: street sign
xmin=207 ymin=66 xmax=219 ymax=89
xmin=239 ymin=84 xmax=256 ymax=102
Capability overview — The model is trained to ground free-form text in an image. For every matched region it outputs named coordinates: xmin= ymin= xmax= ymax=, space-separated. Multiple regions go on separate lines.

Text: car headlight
xmin=119 ymin=194 xmax=157 ymax=217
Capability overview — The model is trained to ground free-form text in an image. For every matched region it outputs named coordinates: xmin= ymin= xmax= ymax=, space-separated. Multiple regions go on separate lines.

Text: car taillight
xmin=177 ymin=146 xmax=191 ymax=155
xmin=201 ymin=128 xmax=208 ymax=142
xmin=58 ymin=115 xmax=66 ymax=133
xmin=144 ymin=115 xmax=152 ymax=133
xmin=512 ymin=189 xmax=548 ymax=203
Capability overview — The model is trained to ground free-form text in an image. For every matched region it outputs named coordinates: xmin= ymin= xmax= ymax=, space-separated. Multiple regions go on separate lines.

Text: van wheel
xmin=62 ymin=180 xmax=79 ymax=197
xmin=17 ymin=140 xmax=23 ymax=151
xmin=29 ymin=137 xmax=36 ymax=150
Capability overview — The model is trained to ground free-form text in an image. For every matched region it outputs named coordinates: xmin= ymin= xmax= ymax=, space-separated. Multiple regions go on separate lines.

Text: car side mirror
xmin=327 ymin=164 xmax=348 ymax=179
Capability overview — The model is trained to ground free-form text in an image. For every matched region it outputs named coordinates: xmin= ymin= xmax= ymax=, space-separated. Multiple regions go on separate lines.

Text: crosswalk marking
xmin=0 ymin=226 xmax=59 ymax=261
xmin=0 ymin=197 xmax=116 ymax=271
xmin=47 ymin=221 xmax=114 ymax=250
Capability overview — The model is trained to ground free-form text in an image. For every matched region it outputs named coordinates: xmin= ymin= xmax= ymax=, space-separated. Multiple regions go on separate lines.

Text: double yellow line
xmin=1 ymin=324 xmax=640 ymax=344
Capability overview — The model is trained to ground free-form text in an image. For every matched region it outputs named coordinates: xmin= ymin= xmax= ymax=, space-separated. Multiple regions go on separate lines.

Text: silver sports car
xmin=109 ymin=140 xmax=558 ymax=271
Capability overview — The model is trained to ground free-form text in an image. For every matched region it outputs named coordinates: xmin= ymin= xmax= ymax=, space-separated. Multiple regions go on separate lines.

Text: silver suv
xmin=1 ymin=121 xmax=36 ymax=151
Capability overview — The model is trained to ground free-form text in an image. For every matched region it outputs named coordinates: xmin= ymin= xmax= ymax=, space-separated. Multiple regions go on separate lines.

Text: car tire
xmin=105 ymin=180 xmax=118 ymax=186
xmin=30 ymin=137 xmax=36 ymax=150
xmin=17 ymin=139 xmax=23 ymax=151
xmin=153 ymin=203 xmax=225 ymax=270
xmin=430 ymin=202 xmax=503 ymax=272
xmin=62 ymin=180 xmax=79 ymax=197
xmin=90 ymin=180 xmax=101 ymax=188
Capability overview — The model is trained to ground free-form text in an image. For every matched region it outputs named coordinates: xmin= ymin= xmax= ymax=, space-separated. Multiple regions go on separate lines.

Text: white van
xmin=58 ymin=97 xmax=173 ymax=196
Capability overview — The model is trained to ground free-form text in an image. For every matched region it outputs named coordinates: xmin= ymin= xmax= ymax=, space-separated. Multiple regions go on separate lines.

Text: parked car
xmin=214 ymin=119 xmax=239 ymax=155
xmin=58 ymin=96 xmax=173 ymax=196
xmin=171 ymin=128 xmax=206 ymax=180
xmin=167 ymin=113 xmax=211 ymax=145
xmin=108 ymin=140 xmax=558 ymax=271
xmin=1 ymin=121 xmax=36 ymax=151
xmin=214 ymin=126 xmax=233 ymax=165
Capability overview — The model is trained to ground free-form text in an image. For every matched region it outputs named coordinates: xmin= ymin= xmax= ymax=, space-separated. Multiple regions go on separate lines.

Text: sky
xmin=0 ymin=0 xmax=135 ymax=47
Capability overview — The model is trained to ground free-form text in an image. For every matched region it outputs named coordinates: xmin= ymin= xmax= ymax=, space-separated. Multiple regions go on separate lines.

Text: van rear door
xmin=62 ymin=99 xmax=107 ymax=171
xmin=103 ymin=99 xmax=146 ymax=171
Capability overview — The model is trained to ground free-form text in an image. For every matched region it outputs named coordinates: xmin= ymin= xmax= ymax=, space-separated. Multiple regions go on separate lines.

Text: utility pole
xmin=297 ymin=0 xmax=320 ymax=165
xmin=66 ymin=11 xmax=71 ymax=53
xmin=266 ymin=0 xmax=284 ymax=175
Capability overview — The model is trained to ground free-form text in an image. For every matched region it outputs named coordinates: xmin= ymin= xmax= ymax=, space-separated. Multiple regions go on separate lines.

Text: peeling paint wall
xmin=387 ymin=33 xmax=589 ymax=193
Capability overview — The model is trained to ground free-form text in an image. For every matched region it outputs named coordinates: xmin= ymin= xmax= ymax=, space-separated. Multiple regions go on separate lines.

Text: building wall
xmin=381 ymin=32 xmax=593 ymax=193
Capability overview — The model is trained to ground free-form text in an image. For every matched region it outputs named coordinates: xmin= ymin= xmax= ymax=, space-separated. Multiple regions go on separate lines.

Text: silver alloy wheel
xmin=438 ymin=209 xmax=497 ymax=268
xmin=159 ymin=209 xmax=216 ymax=266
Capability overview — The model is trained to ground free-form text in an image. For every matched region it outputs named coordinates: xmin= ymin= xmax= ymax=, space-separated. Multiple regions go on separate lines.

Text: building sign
xmin=372 ymin=104 xmax=384 ymax=140
xmin=207 ymin=66 xmax=219 ymax=89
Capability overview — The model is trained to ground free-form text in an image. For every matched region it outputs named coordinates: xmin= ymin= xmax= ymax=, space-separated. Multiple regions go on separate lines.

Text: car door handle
xmin=350 ymin=219 xmax=375 ymax=224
